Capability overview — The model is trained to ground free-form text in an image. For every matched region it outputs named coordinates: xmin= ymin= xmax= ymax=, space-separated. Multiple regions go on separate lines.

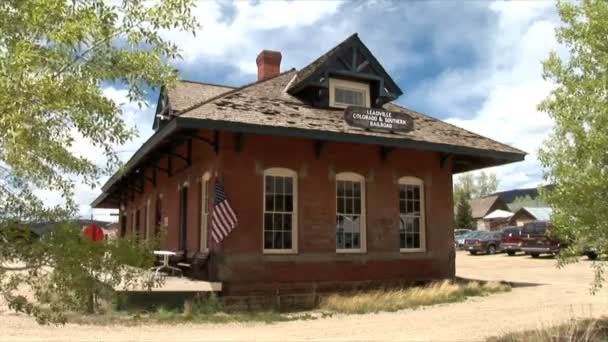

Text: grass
xmin=318 ymin=280 xmax=511 ymax=314
xmin=72 ymin=293 xmax=318 ymax=325
xmin=72 ymin=280 xmax=510 ymax=325
xmin=488 ymin=317 xmax=608 ymax=342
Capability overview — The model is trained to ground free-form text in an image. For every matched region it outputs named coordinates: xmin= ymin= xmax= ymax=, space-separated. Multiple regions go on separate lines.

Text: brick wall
xmin=122 ymin=129 xmax=456 ymax=295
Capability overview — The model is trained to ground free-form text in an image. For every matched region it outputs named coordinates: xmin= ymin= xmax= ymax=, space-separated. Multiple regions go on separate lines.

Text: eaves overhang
xmin=92 ymin=117 xmax=526 ymax=208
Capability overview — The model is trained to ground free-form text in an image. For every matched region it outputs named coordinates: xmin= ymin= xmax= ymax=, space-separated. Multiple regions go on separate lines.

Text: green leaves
xmin=0 ymin=0 xmax=197 ymax=323
xmin=539 ymin=0 xmax=608 ymax=291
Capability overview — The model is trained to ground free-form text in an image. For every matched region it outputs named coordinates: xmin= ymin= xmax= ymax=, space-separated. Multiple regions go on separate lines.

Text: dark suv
xmin=520 ymin=221 xmax=562 ymax=258
xmin=500 ymin=226 xmax=525 ymax=256
xmin=464 ymin=231 xmax=502 ymax=255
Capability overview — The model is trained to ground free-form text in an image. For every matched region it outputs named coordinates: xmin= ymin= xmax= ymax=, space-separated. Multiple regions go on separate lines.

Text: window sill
xmin=336 ymin=249 xmax=367 ymax=254
xmin=263 ymin=249 xmax=298 ymax=255
xmin=400 ymin=248 xmax=426 ymax=253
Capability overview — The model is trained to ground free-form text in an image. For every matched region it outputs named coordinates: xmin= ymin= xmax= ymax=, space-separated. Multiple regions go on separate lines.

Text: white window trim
xmin=263 ymin=167 xmax=298 ymax=254
xmin=200 ymin=172 xmax=211 ymax=252
xmin=329 ymin=78 xmax=370 ymax=108
xmin=398 ymin=176 xmax=426 ymax=253
xmin=335 ymin=172 xmax=367 ymax=254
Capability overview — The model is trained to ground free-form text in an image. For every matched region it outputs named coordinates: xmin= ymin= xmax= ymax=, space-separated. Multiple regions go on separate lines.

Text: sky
xmin=68 ymin=0 xmax=564 ymax=222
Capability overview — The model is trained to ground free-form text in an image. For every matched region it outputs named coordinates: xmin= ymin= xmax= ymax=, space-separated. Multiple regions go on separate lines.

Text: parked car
xmin=521 ymin=221 xmax=599 ymax=260
xmin=464 ymin=231 xmax=502 ymax=255
xmin=454 ymin=229 xmax=472 ymax=248
xmin=520 ymin=221 xmax=562 ymax=258
xmin=456 ymin=231 xmax=479 ymax=250
xmin=500 ymin=226 xmax=525 ymax=256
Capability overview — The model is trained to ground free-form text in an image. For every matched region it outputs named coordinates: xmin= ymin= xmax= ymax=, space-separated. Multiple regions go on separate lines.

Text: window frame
xmin=398 ymin=176 xmax=426 ymax=253
xmin=335 ymin=172 xmax=367 ymax=254
xmin=329 ymin=78 xmax=370 ymax=108
xmin=262 ymin=167 xmax=298 ymax=255
xmin=199 ymin=172 xmax=211 ymax=252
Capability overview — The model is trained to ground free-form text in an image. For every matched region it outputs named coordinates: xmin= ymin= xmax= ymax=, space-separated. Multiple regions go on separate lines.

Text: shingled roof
xmin=470 ymin=195 xmax=510 ymax=219
xmin=168 ymin=81 xmax=235 ymax=112
xmin=176 ymin=70 xmax=524 ymax=161
xmin=93 ymin=37 xmax=527 ymax=208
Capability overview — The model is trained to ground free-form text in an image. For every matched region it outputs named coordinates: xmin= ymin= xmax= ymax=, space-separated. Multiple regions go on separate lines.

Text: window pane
xmin=345 ymin=181 xmax=353 ymax=197
xmin=282 ymin=214 xmax=292 ymax=231
xmin=264 ymin=232 xmax=273 ymax=249
xmin=336 ymin=87 xmax=365 ymax=106
xmin=275 ymin=194 xmax=285 ymax=211
xmin=285 ymin=177 xmax=293 ymax=194
xmin=273 ymin=232 xmax=283 ymax=249
xmin=344 ymin=233 xmax=352 ymax=248
xmin=345 ymin=198 xmax=353 ymax=214
xmin=264 ymin=213 xmax=273 ymax=231
xmin=265 ymin=194 xmax=274 ymax=211
xmin=353 ymin=233 xmax=360 ymax=248
xmin=274 ymin=213 xmax=282 ymax=231
xmin=285 ymin=195 xmax=293 ymax=212
xmin=337 ymin=181 xmax=345 ymax=197
xmin=283 ymin=232 xmax=292 ymax=249
xmin=352 ymin=216 xmax=361 ymax=233
xmin=354 ymin=198 xmax=361 ymax=214
xmin=275 ymin=176 xmax=284 ymax=194
xmin=265 ymin=176 xmax=274 ymax=193
xmin=337 ymin=197 xmax=344 ymax=213
xmin=336 ymin=232 xmax=344 ymax=249
xmin=354 ymin=182 xmax=361 ymax=197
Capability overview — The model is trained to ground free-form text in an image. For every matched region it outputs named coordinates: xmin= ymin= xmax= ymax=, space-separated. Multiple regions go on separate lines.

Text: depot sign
xmin=344 ymin=107 xmax=414 ymax=133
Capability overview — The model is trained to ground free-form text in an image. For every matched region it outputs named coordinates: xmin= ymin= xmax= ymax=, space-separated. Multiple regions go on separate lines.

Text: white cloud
xmin=162 ymin=0 xmax=343 ymax=75
xmin=421 ymin=2 xmax=562 ymax=191
xmin=32 ymin=1 xmax=567 ymax=219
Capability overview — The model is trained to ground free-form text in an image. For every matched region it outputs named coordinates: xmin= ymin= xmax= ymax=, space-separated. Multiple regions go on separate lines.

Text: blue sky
xmin=76 ymin=0 xmax=563 ymax=221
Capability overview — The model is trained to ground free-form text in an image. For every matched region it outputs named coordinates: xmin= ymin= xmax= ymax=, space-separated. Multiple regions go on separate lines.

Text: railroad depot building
xmin=92 ymin=34 xmax=525 ymax=295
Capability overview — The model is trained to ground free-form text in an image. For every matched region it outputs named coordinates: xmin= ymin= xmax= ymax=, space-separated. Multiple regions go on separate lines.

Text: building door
xmin=179 ymin=185 xmax=188 ymax=251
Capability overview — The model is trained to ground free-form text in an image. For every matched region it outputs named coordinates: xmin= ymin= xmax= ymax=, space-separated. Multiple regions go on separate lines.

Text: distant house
xmin=481 ymin=209 xmax=514 ymax=231
xmin=509 ymin=207 xmax=552 ymax=227
xmin=470 ymin=195 xmax=510 ymax=231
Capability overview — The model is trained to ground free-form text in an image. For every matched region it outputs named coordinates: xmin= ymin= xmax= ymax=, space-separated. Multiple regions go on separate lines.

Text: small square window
xmin=329 ymin=78 xmax=370 ymax=108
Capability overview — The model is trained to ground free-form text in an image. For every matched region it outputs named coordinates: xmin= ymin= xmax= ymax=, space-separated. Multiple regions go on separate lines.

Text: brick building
xmin=92 ymin=34 xmax=525 ymax=295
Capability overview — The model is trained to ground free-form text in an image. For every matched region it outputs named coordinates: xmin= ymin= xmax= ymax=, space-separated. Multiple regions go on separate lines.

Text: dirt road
xmin=2 ymin=252 xmax=607 ymax=341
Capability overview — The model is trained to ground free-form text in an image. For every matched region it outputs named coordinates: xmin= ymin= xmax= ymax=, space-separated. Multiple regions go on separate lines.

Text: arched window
xmin=398 ymin=177 xmax=426 ymax=252
xmin=263 ymin=168 xmax=298 ymax=253
xmin=336 ymin=172 xmax=366 ymax=253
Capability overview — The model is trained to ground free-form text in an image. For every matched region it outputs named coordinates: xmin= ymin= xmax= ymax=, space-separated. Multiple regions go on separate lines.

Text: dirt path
xmin=2 ymin=252 xmax=607 ymax=341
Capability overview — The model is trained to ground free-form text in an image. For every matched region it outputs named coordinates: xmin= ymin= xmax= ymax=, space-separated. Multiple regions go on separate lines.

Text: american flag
xmin=211 ymin=178 xmax=238 ymax=243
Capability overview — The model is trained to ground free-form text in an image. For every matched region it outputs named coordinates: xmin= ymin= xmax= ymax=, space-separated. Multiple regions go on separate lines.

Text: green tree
xmin=0 ymin=0 xmax=197 ymax=323
xmin=453 ymin=171 xmax=499 ymax=203
xmin=538 ymin=0 xmax=608 ymax=290
xmin=455 ymin=195 xmax=474 ymax=230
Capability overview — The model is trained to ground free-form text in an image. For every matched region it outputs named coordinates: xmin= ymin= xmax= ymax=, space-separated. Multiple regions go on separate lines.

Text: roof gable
xmin=287 ymin=33 xmax=403 ymax=105
xmin=470 ymin=195 xmax=510 ymax=219
xmin=153 ymin=81 xmax=235 ymax=130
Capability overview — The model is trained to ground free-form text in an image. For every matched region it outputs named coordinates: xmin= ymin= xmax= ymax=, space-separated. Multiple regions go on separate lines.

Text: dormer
xmin=287 ymin=33 xmax=403 ymax=109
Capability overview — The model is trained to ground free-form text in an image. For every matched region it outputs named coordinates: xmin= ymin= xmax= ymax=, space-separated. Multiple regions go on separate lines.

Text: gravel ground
xmin=1 ymin=251 xmax=607 ymax=342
